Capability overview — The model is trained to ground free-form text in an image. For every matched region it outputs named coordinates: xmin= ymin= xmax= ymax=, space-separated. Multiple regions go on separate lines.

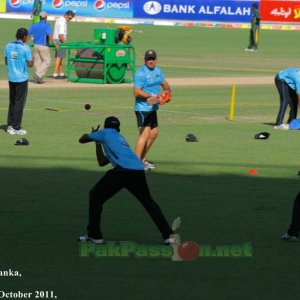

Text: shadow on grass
xmin=0 ymin=166 xmax=299 ymax=299
xmin=0 ymin=124 xmax=7 ymax=132
xmin=263 ymin=122 xmax=275 ymax=127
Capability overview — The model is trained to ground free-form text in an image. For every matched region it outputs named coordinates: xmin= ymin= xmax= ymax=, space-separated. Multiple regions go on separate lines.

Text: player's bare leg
xmin=135 ymin=126 xmax=151 ymax=159
xmin=142 ymin=127 xmax=158 ymax=160
xmin=53 ymin=57 xmax=62 ymax=78
xmin=135 ymin=127 xmax=158 ymax=171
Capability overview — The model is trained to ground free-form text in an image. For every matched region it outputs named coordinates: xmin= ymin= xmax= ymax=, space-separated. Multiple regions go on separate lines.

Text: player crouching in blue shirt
xmin=78 ymin=116 xmax=174 ymax=244
xmin=274 ymin=68 xmax=300 ymax=129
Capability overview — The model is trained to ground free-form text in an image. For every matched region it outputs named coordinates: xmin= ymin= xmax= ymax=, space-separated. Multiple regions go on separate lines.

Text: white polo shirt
xmin=53 ymin=16 xmax=67 ymax=41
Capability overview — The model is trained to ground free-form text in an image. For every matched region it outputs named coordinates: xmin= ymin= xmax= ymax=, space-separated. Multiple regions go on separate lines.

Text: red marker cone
xmin=247 ymin=169 xmax=258 ymax=175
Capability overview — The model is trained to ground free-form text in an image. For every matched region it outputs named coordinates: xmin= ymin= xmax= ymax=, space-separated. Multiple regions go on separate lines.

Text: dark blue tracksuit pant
xmin=275 ymin=75 xmax=298 ymax=125
xmin=87 ymin=168 xmax=173 ymax=240
xmin=287 ymin=192 xmax=300 ymax=237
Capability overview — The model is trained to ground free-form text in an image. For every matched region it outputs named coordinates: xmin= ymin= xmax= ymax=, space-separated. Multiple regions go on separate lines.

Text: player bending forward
xmin=78 ymin=116 xmax=174 ymax=244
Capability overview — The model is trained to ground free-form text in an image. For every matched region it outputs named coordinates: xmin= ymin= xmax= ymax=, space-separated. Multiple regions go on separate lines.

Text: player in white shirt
xmin=53 ymin=10 xmax=75 ymax=79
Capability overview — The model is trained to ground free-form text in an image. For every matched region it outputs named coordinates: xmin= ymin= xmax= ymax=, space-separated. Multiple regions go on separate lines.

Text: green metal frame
xmin=60 ymin=42 xmax=136 ymax=84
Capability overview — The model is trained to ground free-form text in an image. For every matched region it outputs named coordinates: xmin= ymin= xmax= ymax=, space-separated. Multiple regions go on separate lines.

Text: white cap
xmin=39 ymin=11 xmax=47 ymax=18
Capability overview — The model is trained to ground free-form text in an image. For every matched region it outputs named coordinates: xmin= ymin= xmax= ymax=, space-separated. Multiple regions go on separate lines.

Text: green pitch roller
xmin=60 ymin=26 xmax=136 ymax=84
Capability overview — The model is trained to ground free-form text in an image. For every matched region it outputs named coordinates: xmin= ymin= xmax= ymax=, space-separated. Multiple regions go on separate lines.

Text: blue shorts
xmin=135 ymin=110 xmax=158 ymax=129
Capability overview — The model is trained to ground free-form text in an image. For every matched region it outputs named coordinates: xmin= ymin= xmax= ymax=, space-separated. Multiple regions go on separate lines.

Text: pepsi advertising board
xmin=134 ymin=0 xmax=259 ymax=22
xmin=5 ymin=0 xmax=300 ymax=24
xmin=6 ymin=0 xmax=133 ymax=18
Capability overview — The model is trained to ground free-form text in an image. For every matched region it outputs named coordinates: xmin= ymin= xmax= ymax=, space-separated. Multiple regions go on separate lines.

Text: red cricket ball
xmin=85 ymin=104 xmax=91 ymax=110
xmin=178 ymin=241 xmax=200 ymax=261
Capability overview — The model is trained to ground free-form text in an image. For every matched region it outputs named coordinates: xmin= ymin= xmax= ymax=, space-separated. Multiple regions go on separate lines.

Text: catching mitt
xmin=158 ymin=91 xmax=172 ymax=105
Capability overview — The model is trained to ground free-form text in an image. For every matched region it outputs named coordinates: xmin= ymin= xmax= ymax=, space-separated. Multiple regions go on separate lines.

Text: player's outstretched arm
xmin=79 ymin=134 xmax=92 ymax=143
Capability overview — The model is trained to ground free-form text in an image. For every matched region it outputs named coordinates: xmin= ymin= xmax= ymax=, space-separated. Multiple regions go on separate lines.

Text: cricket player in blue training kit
xmin=78 ymin=116 xmax=174 ymax=244
xmin=134 ymin=50 xmax=171 ymax=170
xmin=4 ymin=28 xmax=33 ymax=135
xmin=274 ymin=68 xmax=300 ymax=129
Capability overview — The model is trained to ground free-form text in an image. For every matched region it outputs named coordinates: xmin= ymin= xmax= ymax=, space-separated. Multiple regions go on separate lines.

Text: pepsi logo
xmin=94 ymin=0 xmax=106 ymax=11
xmin=9 ymin=0 xmax=21 ymax=8
xmin=52 ymin=0 xmax=64 ymax=9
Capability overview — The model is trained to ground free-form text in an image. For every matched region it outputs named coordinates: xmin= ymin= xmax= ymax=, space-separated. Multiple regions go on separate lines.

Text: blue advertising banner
xmin=6 ymin=0 xmax=133 ymax=18
xmin=133 ymin=0 xmax=259 ymax=22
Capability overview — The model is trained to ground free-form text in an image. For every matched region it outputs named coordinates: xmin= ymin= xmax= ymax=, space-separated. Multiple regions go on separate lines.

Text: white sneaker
xmin=15 ymin=129 xmax=27 ymax=135
xmin=78 ymin=235 xmax=104 ymax=244
xmin=164 ymin=237 xmax=177 ymax=245
xmin=281 ymin=233 xmax=300 ymax=242
xmin=274 ymin=124 xmax=289 ymax=130
xmin=142 ymin=160 xmax=156 ymax=170
xmin=7 ymin=126 xmax=17 ymax=135
xmin=7 ymin=126 xmax=27 ymax=135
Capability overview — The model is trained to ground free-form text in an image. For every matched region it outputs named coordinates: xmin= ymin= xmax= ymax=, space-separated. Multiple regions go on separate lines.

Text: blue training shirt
xmin=134 ymin=64 xmax=166 ymax=112
xmin=88 ymin=128 xmax=144 ymax=170
xmin=28 ymin=20 xmax=52 ymax=46
xmin=4 ymin=41 xmax=32 ymax=83
xmin=278 ymin=68 xmax=300 ymax=94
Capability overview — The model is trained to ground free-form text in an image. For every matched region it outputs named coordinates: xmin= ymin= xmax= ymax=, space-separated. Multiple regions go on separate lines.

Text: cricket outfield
xmin=1 ymin=19 xmax=300 ymax=300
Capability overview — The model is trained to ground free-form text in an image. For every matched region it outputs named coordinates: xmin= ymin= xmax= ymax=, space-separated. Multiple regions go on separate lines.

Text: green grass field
xmin=1 ymin=18 xmax=300 ymax=299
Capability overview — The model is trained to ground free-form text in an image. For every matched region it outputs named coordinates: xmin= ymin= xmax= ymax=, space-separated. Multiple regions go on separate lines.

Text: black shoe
xmin=34 ymin=74 xmax=45 ymax=84
xmin=32 ymin=78 xmax=42 ymax=84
